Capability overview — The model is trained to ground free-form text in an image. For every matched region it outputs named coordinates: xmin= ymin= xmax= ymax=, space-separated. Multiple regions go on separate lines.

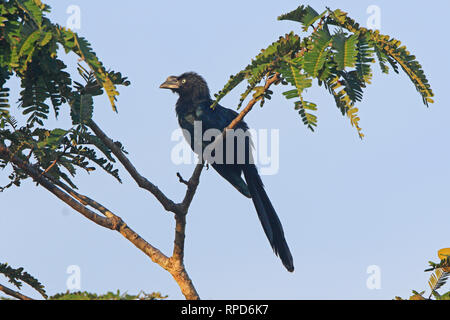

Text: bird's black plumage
xmin=160 ymin=72 xmax=294 ymax=272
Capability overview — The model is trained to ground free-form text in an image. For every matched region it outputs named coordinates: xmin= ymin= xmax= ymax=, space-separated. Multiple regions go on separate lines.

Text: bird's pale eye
xmin=181 ymin=79 xmax=187 ymax=84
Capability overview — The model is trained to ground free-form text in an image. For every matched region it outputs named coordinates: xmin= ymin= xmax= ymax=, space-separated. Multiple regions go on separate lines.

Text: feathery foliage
xmin=212 ymin=5 xmax=434 ymax=139
xmin=428 ymin=268 xmax=449 ymax=296
xmin=0 ymin=0 xmax=129 ymax=191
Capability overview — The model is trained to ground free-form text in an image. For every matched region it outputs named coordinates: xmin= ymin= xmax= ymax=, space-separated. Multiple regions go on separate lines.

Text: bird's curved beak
xmin=159 ymin=76 xmax=179 ymax=89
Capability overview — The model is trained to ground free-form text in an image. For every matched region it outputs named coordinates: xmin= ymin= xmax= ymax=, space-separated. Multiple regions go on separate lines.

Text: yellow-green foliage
xmin=0 ymin=0 xmax=130 ymax=191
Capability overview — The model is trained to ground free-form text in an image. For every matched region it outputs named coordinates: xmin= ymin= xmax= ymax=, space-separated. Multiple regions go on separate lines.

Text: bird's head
xmin=160 ymin=72 xmax=210 ymax=102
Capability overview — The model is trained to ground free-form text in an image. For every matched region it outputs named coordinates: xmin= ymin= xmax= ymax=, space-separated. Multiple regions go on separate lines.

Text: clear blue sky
xmin=1 ymin=0 xmax=449 ymax=300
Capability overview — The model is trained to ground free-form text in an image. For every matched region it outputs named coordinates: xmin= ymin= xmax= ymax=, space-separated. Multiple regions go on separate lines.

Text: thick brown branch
xmin=0 ymin=283 xmax=33 ymax=300
xmin=1 ymin=142 xmax=198 ymax=299
xmin=40 ymin=159 xmax=57 ymax=176
xmin=52 ymin=178 xmax=172 ymax=268
xmin=168 ymin=265 xmax=199 ymax=300
xmin=172 ymin=214 xmax=187 ymax=264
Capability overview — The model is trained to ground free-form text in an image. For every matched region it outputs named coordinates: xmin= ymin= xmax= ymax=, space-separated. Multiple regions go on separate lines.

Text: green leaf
xmin=0 ymin=262 xmax=47 ymax=299
xmin=296 ymin=100 xmax=318 ymax=130
xmin=279 ymin=56 xmax=316 ymax=130
xmin=278 ymin=5 xmax=326 ymax=31
xmin=0 ymin=87 xmax=10 ymax=116
xmin=80 ymin=94 xmax=93 ymax=124
xmin=37 ymin=128 xmax=68 ymax=149
xmin=355 ymin=33 xmax=374 ymax=84
xmin=18 ymin=30 xmax=41 ymax=57
xmin=15 ymin=0 xmax=43 ymax=28
xmin=325 ymin=74 xmax=364 ymax=139
xmin=70 ymin=93 xmax=93 ymax=125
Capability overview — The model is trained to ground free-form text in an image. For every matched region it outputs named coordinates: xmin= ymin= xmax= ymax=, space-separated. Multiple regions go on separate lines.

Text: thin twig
xmin=40 ymin=144 xmax=70 ymax=177
xmin=313 ymin=15 xmax=327 ymax=33
xmin=41 ymin=159 xmax=57 ymax=176
xmin=176 ymin=172 xmax=190 ymax=186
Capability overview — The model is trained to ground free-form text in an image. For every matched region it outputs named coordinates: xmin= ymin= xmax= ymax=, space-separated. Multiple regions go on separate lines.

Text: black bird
xmin=160 ymin=72 xmax=294 ymax=272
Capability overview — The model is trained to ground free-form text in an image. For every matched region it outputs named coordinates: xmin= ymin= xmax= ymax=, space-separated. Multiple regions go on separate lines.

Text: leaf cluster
xmin=395 ymin=250 xmax=450 ymax=300
xmin=212 ymin=5 xmax=434 ymax=138
xmin=0 ymin=0 xmax=130 ymax=190
xmin=0 ymin=262 xmax=47 ymax=298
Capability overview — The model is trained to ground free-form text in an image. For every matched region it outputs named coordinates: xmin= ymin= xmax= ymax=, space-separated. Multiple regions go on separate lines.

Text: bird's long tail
xmin=243 ymin=164 xmax=294 ymax=272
